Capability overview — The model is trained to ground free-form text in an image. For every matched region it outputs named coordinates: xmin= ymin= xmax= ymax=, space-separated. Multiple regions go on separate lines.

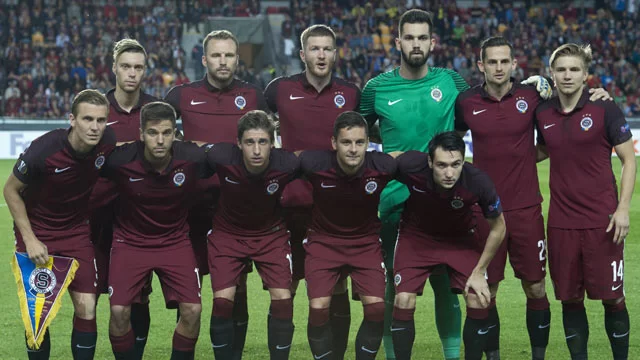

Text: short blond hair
xmin=203 ymin=30 xmax=239 ymax=53
xmin=549 ymin=43 xmax=592 ymax=71
xmin=71 ymin=89 xmax=109 ymax=117
xmin=113 ymin=38 xmax=147 ymax=63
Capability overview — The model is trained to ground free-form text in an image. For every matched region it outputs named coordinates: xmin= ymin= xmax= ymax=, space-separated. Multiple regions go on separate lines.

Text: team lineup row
xmin=5 ymin=8 xmax=635 ymax=360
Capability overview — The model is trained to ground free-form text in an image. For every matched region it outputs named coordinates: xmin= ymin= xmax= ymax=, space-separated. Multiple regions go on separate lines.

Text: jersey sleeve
xmin=164 ymin=85 xmax=182 ymax=118
xmin=447 ymin=69 xmax=470 ymax=93
xmin=473 ymin=170 xmax=502 ymax=219
xmin=181 ymin=141 xmax=216 ymax=179
xmin=12 ymin=141 xmax=46 ymax=184
xmin=359 ymin=77 xmax=378 ymax=127
xmin=534 ymin=107 xmax=546 ymax=145
xmin=101 ymin=126 xmax=117 ymax=147
xmin=454 ymin=95 xmax=469 ymax=132
xmin=395 ymin=151 xmax=426 ymax=184
xmin=371 ymin=151 xmax=398 ymax=176
xmin=603 ymin=101 xmax=633 ymax=146
xmin=264 ymin=77 xmax=280 ymax=113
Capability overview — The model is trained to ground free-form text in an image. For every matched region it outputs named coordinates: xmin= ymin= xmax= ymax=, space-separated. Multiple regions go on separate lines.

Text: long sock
xmin=171 ymin=330 xmax=198 ymax=360
xmin=211 ymin=298 xmax=235 ymax=359
xmin=308 ymin=307 xmax=333 ymax=359
xmin=463 ymin=308 xmax=490 ymax=360
xmin=356 ymin=302 xmax=385 ymax=359
xmin=485 ymin=298 xmax=500 ymax=360
xmin=380 ymin=220 xmax=398 ymax=360
xmin=268 ymin=298 xmax=294 ymax=360
xmin=562 ymin=302 xmax=589 ymax=360
xmin=330 ymin=292 xmax=350 ymax=360
xmin=26 ymin=329 xmax=50 ymax=360
xmin=391 ymin=307 xmax=415 ymax=360
xmin=604 ymin=301 xmax=629 ymax=360
xmin=429 ymin=271 xmax=461 ymax=360
xmin=233 ymin=291 xmax=249 ymax=360
xmin=110 ymin=328 xmax=136 ymax=360
xmin=130 ymin=302 xmax=151 ymax=360
xmin=72 ymin=316 xmax=97 ymax=360
xmin=526 ymin=296 xmax=551 ymax=360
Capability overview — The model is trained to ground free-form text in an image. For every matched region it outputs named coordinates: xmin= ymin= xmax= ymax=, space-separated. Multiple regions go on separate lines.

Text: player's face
xmin=112 ymin=51 xmax=146 ymax=93
xmin=332 ymin=126 xmax=368 ymax=174
xmin=141 ymin=119 xmax=175 ymax=162
xmin=238 ymin=128 xmax=273 ymax=174
xmin=396 ymin=23 xmax=435 ymax=69
xmin=69 ymin=103 xmax=108 ymax=149
xmin=202 ymin=39 xmax=239 ymax=84
xmin=551 ymin=55 xmax=588 ymax=96
xmin=478 ymin=45 xmax=516 ymax=87
xmin=428 ymin=147 xmax=464 ymax=190
xmin=300 ymin=36 xmax=336 ymax=79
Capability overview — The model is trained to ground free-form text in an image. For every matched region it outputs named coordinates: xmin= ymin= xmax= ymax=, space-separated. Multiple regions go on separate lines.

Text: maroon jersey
xmin=535 ymin=88 xmax=632 ymax=229
xmin=396 ymin=151 xmax=502 ymax=238
xmin=455 ymin=82 xmax=542 ymax=211
xmin=164 ymin=78 xmax=267 ymax=143
xmin=12 ymin=127 xmax=116 ymax=239
xmin=208 ymin=143 xmax=300 ymax=236
xmin=300 ymin=150 xmax=396 ymax=239
xmin=105 ymin=89 xmax=159 ymax=142
xmin=264 ymin=73 xmax=361 ymax=151
xmin=102 ymin=141 xmax=213 ymax=248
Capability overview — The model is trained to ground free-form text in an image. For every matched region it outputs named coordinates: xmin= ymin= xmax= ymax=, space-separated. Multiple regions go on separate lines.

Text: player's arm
xmin=608 ymin=138 xmax=636 ymax=244
xmin=3 ymin=174 xmax=48 ymax=264
xmin=454 ymin=93 xmax=469 ymax=138
xmin=534 ymin=110 xmax=549 ymax=162
xmin=163 ymin=86 xmax=182 ymax=119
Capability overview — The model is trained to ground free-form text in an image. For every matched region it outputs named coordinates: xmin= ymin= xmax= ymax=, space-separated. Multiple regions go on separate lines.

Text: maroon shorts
xmin=109 ymin=242 xmax=201 ymax=308
xmin=187 ymin=177 xmax=221 ymax=276
xmin=393 ymin=228 xmax=481 ymax=295
xmin=547 ymin=227 xmax=624 ymax=301
xmin=476 ymin=205 xmax=547 ymax=284
xmin=281 ymin=179 xmax=313 ymax=281
xmin=208 ymin=228 xmax=291 ymax=292
xmin=304 ymin=232 xmax=386 ymax=300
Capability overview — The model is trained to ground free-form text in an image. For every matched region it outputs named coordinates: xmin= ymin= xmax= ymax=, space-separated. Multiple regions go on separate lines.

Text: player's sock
xmin=603 ymin=300 xmax=629 ymax=360
xmin=71 ymin=316 xmax=97 ymax=360
xmin=210 ymin=298 xmax=235 ymax=359
xmin=232 ymin=291 xmax=249 ymax=360
xmin=130 ymin=302 xmax=151 ymax=359
xmin=526 ymin=296 xmax=551 ymax=360
xmin=380 ymin=220 xmax=398 ymax=360
xmin=26 ymin=329 xmax=50 ymax=360
xmin=429 ymin=271 xmax=462 ymax=360
xmin=391 ymin=306 xmax=415 ymax=360
xmin=171 ymin=330 xmax=198 ymax=360
xmin=330 ymin=291 xmax=351 ymax=360
xmin=484 ymin=298 xmax=500 ymax=360
xmin=308 ymin=307 xmax=333 ymax=359
xmin=268 ymin=298 xmax=294 ymax=360
xmin=355 ymin=302 xmax=385 ymax=359
xmin=562 ymin=301 xmax=589 ymax=360
xmin=110 ymin=328 xmax=136 ymax=360
xmin=463 ymin=307 xmax=490 ymax=360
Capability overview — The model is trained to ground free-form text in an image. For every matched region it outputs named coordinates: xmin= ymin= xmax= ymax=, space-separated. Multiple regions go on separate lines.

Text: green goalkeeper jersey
xmin=359 ymin=67 xmax=469 ymax=223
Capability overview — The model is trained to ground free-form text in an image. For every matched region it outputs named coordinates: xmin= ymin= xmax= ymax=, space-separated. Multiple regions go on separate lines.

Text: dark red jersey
xmin=105 ymin=89 xmax=159 ymax=142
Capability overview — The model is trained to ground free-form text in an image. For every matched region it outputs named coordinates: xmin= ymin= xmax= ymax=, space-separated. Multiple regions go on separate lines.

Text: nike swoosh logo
xmin=544 ymin=124 xmax=556 ymax=129
xmin=320 ymin=182 xmax=336 ymax=188
xmin=55 ymin=167 xmax=71 ymax=173
xmin=129 ymin=177 xmax=144 ymax=182
xmin=412 ymin=185 xmax=426 ymax=193
xmin=135 ymin=337 xmax=147 ymax=341
xmin=477 ymin=328 xmax=490 ymax=335
xmin=276 ymin=344 xmax=292 ymax=350
xmin=191 ymin=100 xmax=206 ymax=105
xmin=236 ymin=321 xmax=248 ymax=326
xmin=388 ymin=99 xmax=403 ymax=106
xmin=76 ymin=344 xmax=96 ymax=349
xmin=473 ymin=109 xmax=487 ymax=115
xmin=538 ymin=323 xmax=550 ymax=329
xmin=212 ymin=343 xmax=228 ymax=348
xmin=565 ymin=334 xmax=578 ymax=339
xmin=314 ymin=351 xmax=332 ymax=359
xmin=106 ymin=121 xmax=119 ymax=126
xmin=613 ymin=331 xmax=629 ymax=338
xmin=360 ymin=346 xmax=377 ymax=354
xmin=290 ymin=95 xmax=304 ymax=100
xmin=225 ymin=176 xmax=240 ymax=185
xmin=612 ymin=284 xmax=623 ymax=291
xmin=390 ymin=327 xmax=406 ymax=332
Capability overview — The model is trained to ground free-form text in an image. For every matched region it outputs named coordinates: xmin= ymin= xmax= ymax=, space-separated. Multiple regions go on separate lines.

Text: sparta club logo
xmin=450 ymin=196 xmax=464 ymax=209
xmin=394 ymin=273 xmax=402 ymax=286
xmin=108 ymin=286 xmax=114 ymax=298
xmin=28 ymin=268 xmax=57 ymax=298
xmin=173 ymin=172 xmax=186 ymax=187
xmin=516 ymin=98 xmax=529 ymax=113
xmin=334 ymin=94 xmax=346 ymax=108
xmin=580 ymin=116 xmax=593 ymax=131
xmin=266 ymin=181 xmax=280 ymax=195
xmin=364 ymin=180 xmax=378 ymax=194
xmin=234 ymin=95 xmax=247 ymax=110
xmin=431 ymin=87 xmax=443 ymax=102
xmin=94 ymin=154 xmax=105 ymax=169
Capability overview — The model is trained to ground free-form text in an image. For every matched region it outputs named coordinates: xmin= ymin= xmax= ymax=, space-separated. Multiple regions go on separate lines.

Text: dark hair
xmin=398 ymin=9 xmax=434 ymax=36
xmin=428 ymin=131 xmax=465 ymax=160
xmin=71 ymin=89 xmax=109 ymax=117
xmin=333 ymin=111 xmax=369 ymax=138
xmin=237 ymin=110 xmax=275 ymax=142
xmin=300 ymin=24 xmax=336 ymax=50
xmin=140 ymin=101 xmax=177 ymax=129
xmin=480 ymin=36 xmax=514 ymax=62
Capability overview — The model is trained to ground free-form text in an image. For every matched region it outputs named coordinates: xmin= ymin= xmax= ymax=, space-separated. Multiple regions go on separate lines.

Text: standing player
xmin=392 ymin=132 xmax=506 ymax=360
xmin=90 ymin=38 xmax=158 ymax=359
xmin=535 ymin=43 xmax=635 ymax=360
xmin=207 ymin=110 xmax=298 ymax=360
xmin=165 ymin=30 xmax=268 ymax=358
xmin=300 ymin=112 xmax=395 ymax=360
xmin=4 ymin=90 xmax=115 ymax=360
xmin=264 ymin=24 xmax=361 ymax=359
xmin=104 ymin=102 xmax=207 ymax=360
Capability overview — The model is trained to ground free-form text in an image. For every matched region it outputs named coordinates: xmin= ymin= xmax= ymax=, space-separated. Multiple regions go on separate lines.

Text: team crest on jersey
xmin=94 ymin=153 xmax=105 ymax=169
xmin=234 ymin=95 xmax=246 ymax=110
xmin=364 ymin=179 xmax=378 ymax=194
xmin=431 ymin=87 xmax=443 ymax=102
xmin=28 ymin=268 xmax=57 ymax=298
xmin=173 ymin=171 xmax=186 ymax=187
xmin=394 ymin=273 xmax=402 ymax=286
xmin=451 ymin=196 xmax=464 ymax=209
xmin=17 ymin=160 xmax=27 ymax=174
xmin=108 ymin=286 xmax=114 ymax=298
xmin=334 ymin=93 xmax=346 ymax=108
xmin=515 ymin=98 xmax=529 ymax=113
xmin=266 ymin=181 xmax=280 ymax=195
xmin=580 ymin=115 xmax=593 ymax=131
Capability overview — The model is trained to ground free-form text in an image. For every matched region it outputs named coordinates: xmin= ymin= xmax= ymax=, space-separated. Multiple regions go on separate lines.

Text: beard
xmin=401 ymin=49 xmax=429 ymax=68
xmin=208 ymin=67 xmax=234 ymax=84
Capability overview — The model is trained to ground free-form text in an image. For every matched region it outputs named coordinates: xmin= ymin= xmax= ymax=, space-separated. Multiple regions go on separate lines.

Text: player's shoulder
xmin=166 ymin=78 xmax=206 ymax=95
xmin=457 ymin=84 xmax=483 ymax=103
xmin=363 ymin=69 xmax=398 ymax=89
xmin=396 ymin=150 xmax=428 ymax=173
xmin=332 ymin=76 xmax=360 ymax=93
xmin=174 ymin=140 xmax=206 ymax=160
xmin=431 ymin=67 xmax=460 ymax=80
xmin=107 ymin=141 xmax=140 ymax=167
xmin=140 ymin=91 xmax=160 ymax=105
xmin=266 ymin=73 xmax=301 ymax=91
xmin=232 ymin=78 xmax=263 ymax=93
xmin=299 ymin=150 xmax=332 ymax=172
xmin=367 ymin=151 xmax=397 ymax=173
xmin=206 ymin=142 xmax=239 ymax=164
xmin=535 ymin=96 xmax=558 ymax=115
xmin=460 ymin=162 xmax=495 ymax=191
xmin=271 ymin=148 xmax=300 ymax=172
xmin=21 ymin=128 xmax=67 ymax=159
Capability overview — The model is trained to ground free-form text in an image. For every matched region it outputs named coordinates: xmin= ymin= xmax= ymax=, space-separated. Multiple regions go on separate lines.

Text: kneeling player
xmin=207 ymin=111 xmax=299 ymax=359
xmin=300 ymin=111 xmax=396 ymax=359
xmin=392 ymin=132 xmax=506 ymax=360
xmin=103 ymin=102 xmax=208 ymax=359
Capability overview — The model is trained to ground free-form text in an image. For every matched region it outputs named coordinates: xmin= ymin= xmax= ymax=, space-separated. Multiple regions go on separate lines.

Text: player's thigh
xmin=350 ymin=240 xmax=386 ymax=299
xmin=476 ymin=210 xmax=507 ymax=285
xmin=109 ymin=245 xmax=154 ymax=306
xmin=208 ymin=230 xmax=252 ymax=292
xmin=583 ymin=228 xmax=625 ymax=300
xmin=393 ymin=236 xmax=435 ymax=295
xmin=156 ymin=244 xmax=202 ymax=308
xmin=506 ymin=205 xmax=546 ymax=282
xmin=444 ymin=248 xmax=482 ymax=294
xmin=547 ymin=227 xmax=584 ymax=301
xmin=253 ymin=230 xmax=292 ymax=290
xmin=304 ymin=239 xmax=344 ymax=300
xmin=56 ymin=239 xmax=98 ymax=294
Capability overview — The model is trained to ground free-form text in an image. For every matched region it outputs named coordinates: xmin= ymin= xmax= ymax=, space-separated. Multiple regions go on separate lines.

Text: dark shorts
xmin=109 ymin=242 xmax=201 ymax=308
xmin=547 ymin=227 xmax=624 ymax=301
xmin=208 ymin=228 xmax=291 ymax=292
xmin=304 ymin=232 xmax=386 ymax=300
xmin=281 ymin=179 xmax=313 ymax=281
xmin=475 ymin=204 xmax=547 ymax=284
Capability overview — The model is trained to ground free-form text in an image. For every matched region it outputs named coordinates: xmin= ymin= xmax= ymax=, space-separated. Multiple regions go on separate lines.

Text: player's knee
xmin=178 ymin=303 xmax=202 ymax=326
xmin=110 ymin=305 xmax=131 ymax=331
xmin=465 ymin=293 xmax=486 ymax=309
xmin=522 ymin=279 xmax=546 ymax=299
xmin=309 ymin=297 xmax=331 ymax=310
xmin=269 ymin=288 xmax=291 ymax=300
xmin=71 ymin=292 xmax=97 ymax=319
xmin=363 ymin=301 xmax=385 ymax=322
xmin=393 ymin=292 xmax=416 ymax=309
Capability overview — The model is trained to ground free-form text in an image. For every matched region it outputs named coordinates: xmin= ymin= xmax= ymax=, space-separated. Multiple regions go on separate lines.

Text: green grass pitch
xmin=0 ymin=159 xmax=638 ymax=359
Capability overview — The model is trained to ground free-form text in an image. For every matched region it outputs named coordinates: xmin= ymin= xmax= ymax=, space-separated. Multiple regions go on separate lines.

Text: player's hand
xmin=607 ymin=209 xmax=630 ymax=245
xmin=588 ymin=87 xmax=613 ymax=102
xmin=25 ymin=237 xmax=49 ymax=265
xmin=522 ymin=75 xmax=552 ymax=100
xmin=464 ymin=272 xmax=490 ymax=308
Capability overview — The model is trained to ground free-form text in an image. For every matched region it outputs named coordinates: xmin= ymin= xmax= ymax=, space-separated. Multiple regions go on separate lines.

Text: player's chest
xmin=538 ymin=111 xmax=606 ymax=150
xmin=278 ymin=90 xmax=356 ymax=119
xmin=45 ymin=152 xmax=106 ymax=185
xmin=376 ymin=85 xmax=454 ymax=127
xmin=310 ymin=174 xmax=386 ymax=203
xmin=218 ymin=167 xmax=288 ymax=199
xmin=408 ymin=179 xmax=474 ymax=213
xmin=183 ymin=91 xmax=258 ymax=116
xmin=119 ymin=165 xmax=197 ymax=202
xmin=464 ymin=98 xmax=535 ymax=136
